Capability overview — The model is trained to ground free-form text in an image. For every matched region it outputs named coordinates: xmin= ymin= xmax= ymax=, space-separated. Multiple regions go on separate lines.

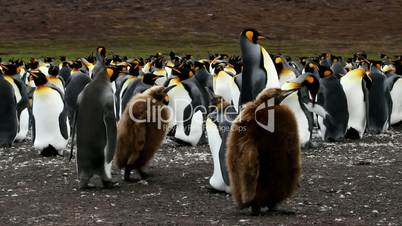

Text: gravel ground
xmin=0 ymin=127 xmax=401 ymax=225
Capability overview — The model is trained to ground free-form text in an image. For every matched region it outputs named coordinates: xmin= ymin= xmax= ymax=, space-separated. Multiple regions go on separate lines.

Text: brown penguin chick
xmin=226 ymin=88 xmax=301 ymax=215
xmin=114 ymin=85 xmax=173 ymax=182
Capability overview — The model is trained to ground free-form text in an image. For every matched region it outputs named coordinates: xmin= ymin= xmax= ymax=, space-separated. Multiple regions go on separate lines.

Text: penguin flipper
xmin=183 ymin=104 xmax=193 ymax=136
xmin=103 ymin=108 xmax=117 ymax=164
xmin=362 ymin=76 xmax=371 ymax=127
xmin=219 ymin=126 xmax=230 ymax=185
xmin=13 ymin=77 xmax=29 ymax=117
xmin=58 ymin=107 xmax=69 ymax=140
xmin=32 ymin=115 xmax=36 ymax=144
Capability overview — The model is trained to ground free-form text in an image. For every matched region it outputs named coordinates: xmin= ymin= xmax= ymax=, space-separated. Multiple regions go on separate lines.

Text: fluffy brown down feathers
xmin=227 ymin=88 xmax=301 ymax=213
xmin=114 ymin=86 xmax=170 ymax=180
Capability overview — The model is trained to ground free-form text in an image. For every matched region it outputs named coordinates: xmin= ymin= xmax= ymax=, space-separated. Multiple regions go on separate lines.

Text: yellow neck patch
xmin=282 ymin=82 xmax=301 ymax=90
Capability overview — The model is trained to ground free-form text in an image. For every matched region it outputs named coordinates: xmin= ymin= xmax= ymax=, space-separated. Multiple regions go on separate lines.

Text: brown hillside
xmin=1 ymin=0 xmax=402 ymax=55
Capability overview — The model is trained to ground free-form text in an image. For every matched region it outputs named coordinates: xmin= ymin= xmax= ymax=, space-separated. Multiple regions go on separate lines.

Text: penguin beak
xmin=163 ymin=85 xmax=177 ymax=94
xmin=257 ymin=35 xmax=266 ymax=40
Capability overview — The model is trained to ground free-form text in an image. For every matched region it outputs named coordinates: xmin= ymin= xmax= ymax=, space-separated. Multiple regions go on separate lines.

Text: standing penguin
xmin=1 ymin=64 xmax=29 ymax=142
xmin=114 ymin=85 xmax=173 ymax=181
xmin=64 ymin=68 xmax=91 ymax=130
xmin=315 ymin=66 xmax=349 ymax=141
xmin=30 ymin=70 xmax=69 ymax=156
xmin=274 ymin=55 xmax=298 ymax=86
xmin=206 ymin=94 xmax=237 ymax=193
xmin=227 ymin=88 xmax=301 ymax=214
xmin=0 ymin=71 xmax=18 ymax=147
xmin=340 ymin=68 xmax=371 ymax=139
xmin=281 ymin=73 xmax=319 ymax=148
xmin=47 ymin=65 xmax=65 ymax=95
xmin=239 ymin=29 xmax=279 ymax=106
xmin=384 ymin=66 xmax=402 ymax=125
xmin=73 ymin=47 xmax=118 ymax=189
xmin=212 ymin=64 xmax=241 ymax=112
xmin=366 ymin=65 xmax=392 ymax=133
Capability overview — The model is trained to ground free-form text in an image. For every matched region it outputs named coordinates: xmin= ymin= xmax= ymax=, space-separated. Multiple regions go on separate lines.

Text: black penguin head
xmin=72 ymin=60 xmax=82 ymax=70
xmin=97 ymin=46 xmax=106 ymax=58
xmin=142 ymin=73 xmax=158 ymax=85
xmin=274 ymin=56 xmax=284 ymax=73
xmin=241 ymin=29 xmax=265 ymax=44
xmin=318 ymin=65 xmax=333 ymax=78
xmin=48 ymin=65 xmax=59 ymax=77
xmin=29 ymin=70 xmax=48 ymax=86
xmin=106 ymin=66 xmax=119 ymax=82
xmin=1 ymin=64 xmax=17 ymax=75
xmin=154 ymin=57 xmax=164 ymax=69
xmin=283 ymin=72 xmax=320 ymax=103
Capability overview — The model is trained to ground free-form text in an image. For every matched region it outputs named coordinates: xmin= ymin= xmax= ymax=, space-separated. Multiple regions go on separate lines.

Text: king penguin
xmin=340 ymin=68 xmax=371 ymax=139
xmin=205 ymin=94 xmax=237 ymax=193
xmin=64 ymin=66 xmax=92 ymax=130
xmin=239 ymin=29 xmax=280 ymax=106
xmin=1 ymin=64 xmax=29 ymax=142
xmin=73 ymin=47 xmax=118 ymax=189
xmin=281 ymin=73 xmax=319 ymax=148
xmin=315 ymin=66 xmax=349 ymax=141
xmin=227 ymin=88 xmax=301 ymax=215
xmin=366 ymin=65 xmax=392 ymax=133
xmin=274 ymin=55 xmax=298 ymax=86
xmin=212 ymin=64 xmax=241 ymax=112
xmin=30 ymin=70 xmax=69 ymax=156
xmin=384 ymin=65 xmax=402 ymax=125
xmin=47 ymin=65 xmax=65 ymax=95
xmin=0 ymin=70 xmax=18 ymax=147
xmin=165 ymin=65 xmax=204 ymax=146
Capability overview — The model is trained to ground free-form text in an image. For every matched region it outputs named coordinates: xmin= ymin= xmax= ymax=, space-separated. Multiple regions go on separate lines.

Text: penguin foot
xmin=137 ymin=169 xmax=150 ymax=179
xmin=102 ymin=180 xmax=120 ymax=189
xmin=40 ymin=145 xmax=59 ymax=157
xmin=79 ymin=183 xmax=96 ymax=190
xmin=251 ymin=206 xmax=261 ymax=216
xmin=124 ymin=176 xmax=140 ymax=183
xmin=268 ymin=208 xmax=296 ymax=216
xmin=307 ymin=141 xmax=319 ymax=149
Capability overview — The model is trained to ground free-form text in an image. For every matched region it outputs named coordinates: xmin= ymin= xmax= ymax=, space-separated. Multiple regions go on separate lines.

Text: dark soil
xmin=1 ymin=127 xmax=401 ymax=225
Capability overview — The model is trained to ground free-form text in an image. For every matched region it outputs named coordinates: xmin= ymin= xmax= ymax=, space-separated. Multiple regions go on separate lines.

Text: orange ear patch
xmin=306 ymin=75 xmax=315 ymax=83
xmin=246 ymin=31 xmax=253 ymax=41
xmin=323 ymin=70 xmax=332 ymax=77
xmin=106 ymin=68 xmax=114 ymax=77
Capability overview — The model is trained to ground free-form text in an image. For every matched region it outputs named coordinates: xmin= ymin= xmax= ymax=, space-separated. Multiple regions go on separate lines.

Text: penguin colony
xmin=1 ymin=28 xmax=402 ymax=214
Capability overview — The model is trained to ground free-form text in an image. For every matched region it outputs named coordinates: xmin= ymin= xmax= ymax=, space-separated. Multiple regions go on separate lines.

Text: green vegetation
xmin=1 ymin=33 xmax=400 ymax=61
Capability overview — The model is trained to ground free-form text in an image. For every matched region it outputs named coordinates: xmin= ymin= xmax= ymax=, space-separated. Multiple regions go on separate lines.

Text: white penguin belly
xmin=175 ymin=110 xmax=203 ymax=146
xmin=15 ymin=108 xmax=29 ymax=141
xmin=279 ymin=70 xmax=296 ymax=87
xmin=214 ymin=73 xmax=234 ymax=104
xmin=119 ymin=78 xmax=135 ymax=117
xmin=261 ymin=47 xmax=280 ymax=89
xmin=206 ymin=118 xmax=230 ymax=193
xmin=48 ymin=79 xmax=64 ymax=95
xmin=281 ymin=93 xmax=310 ymax=147
xmin=33 ymin=88 xmax=67 ymax=152
xmin=341 ymin=79 xmax=366 ymax=137
xmin=167 ymin=83 xmax=191 ymax=130
xmin=317 ymin=115 xmax=327 ymax=141
xmin=390 ymin=79 xmax=402 ymax=125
